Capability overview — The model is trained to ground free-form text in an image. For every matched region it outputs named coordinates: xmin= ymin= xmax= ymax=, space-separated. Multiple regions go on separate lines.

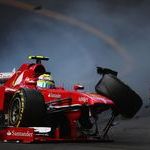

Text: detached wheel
xmin=95 ymin=74 xmax=143 ymax=118
xmin=8 ymin=88 xmax=46 ymax=127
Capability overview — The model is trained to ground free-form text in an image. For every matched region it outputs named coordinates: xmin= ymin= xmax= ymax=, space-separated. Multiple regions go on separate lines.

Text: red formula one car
xmin=0 ymin=56 xmax=142 ymax=143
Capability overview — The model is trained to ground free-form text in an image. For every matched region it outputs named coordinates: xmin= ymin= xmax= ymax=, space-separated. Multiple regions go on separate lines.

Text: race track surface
xmin=0 ymin=116 xmax=150 ymax=150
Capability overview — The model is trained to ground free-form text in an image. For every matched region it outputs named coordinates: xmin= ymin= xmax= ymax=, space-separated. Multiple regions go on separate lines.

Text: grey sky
xmin=0 ymin=0 xmax=150 ymax=103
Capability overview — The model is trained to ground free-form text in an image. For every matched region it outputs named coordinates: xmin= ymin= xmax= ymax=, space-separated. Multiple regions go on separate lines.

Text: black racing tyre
xmin=8 ymin=88 xmax=46 ymax=127
xmin=0 ymin=112 xmax=5 ymax=127
xmin=95 ymin=74 xmax=143 ymax=118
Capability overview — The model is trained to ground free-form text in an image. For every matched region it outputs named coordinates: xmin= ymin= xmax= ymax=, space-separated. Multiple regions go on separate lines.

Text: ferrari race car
xmin=0 ymin=56 xmax=142 ymax=142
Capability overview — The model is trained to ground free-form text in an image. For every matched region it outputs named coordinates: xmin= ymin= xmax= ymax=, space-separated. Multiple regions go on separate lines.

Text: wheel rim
xmin=9 ymin=97 xmax=22 ymax=125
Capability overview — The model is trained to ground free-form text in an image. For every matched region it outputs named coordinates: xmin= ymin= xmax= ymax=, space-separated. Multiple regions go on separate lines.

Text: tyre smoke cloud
xmin=0 ymin=0 xmax=150 ymax=104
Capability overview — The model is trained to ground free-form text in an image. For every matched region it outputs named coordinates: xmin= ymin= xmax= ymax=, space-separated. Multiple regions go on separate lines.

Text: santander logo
xmin=6 ymin=130 xmax=33 ymax=137
xmin=6 ymin=131 xmax=12 ymax=136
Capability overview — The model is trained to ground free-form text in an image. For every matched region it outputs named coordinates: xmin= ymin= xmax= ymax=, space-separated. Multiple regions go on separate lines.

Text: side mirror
xmin=73 ymin=84 xmax=84 ymax=91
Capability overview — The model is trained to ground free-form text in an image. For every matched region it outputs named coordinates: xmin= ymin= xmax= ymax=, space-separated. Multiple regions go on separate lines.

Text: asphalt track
xmin=0 ymin=116 xmax=150 ymax=150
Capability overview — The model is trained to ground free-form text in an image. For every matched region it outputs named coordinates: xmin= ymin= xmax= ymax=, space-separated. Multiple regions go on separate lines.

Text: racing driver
xmin=36 ymin=73 xmax=55 ymax=89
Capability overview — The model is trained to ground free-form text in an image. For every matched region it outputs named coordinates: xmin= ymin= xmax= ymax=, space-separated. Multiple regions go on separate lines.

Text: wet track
xmin=0 ymin=142 xmax=149 ymax=150
xmin=0 ymin=117 xmax=150 ymax=150
xmin=0 ymin=140 xmax=149 ymax=150
xmin=0 ymin=137 xmax=149 ymax=150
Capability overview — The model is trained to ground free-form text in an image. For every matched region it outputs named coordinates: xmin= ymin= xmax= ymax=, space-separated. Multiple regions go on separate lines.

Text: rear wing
xmin=0 ymin=68 xmax=15 ymax=84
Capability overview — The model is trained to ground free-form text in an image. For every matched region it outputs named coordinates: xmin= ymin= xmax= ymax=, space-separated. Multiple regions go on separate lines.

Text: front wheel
xmin=0 ymin=112 xmax=5 ymax=127
xmin=8 ymin=88 xmax=46 ymax=127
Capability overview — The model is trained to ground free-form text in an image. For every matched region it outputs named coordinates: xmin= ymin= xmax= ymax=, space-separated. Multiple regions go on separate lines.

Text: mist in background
xmin=0 ymin=0 xmax=150 ymax=106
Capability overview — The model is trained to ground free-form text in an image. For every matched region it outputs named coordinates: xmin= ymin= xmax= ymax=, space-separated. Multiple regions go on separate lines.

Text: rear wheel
xmin=95 ymin=74 xmax=143 ymax=118
xmin=8 ymin=88 xmax=46 ymax=127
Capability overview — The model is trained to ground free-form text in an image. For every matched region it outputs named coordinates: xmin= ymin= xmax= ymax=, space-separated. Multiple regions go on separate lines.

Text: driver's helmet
xmin=37 ymin=73 xmax=55 ymax=89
